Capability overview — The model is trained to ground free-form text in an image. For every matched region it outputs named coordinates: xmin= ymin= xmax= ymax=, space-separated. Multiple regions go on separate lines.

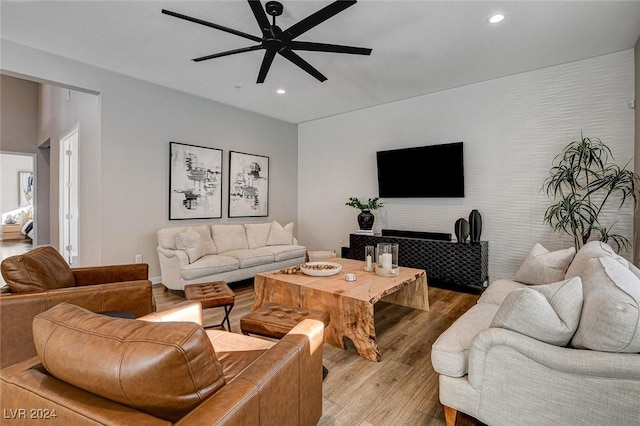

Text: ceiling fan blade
xmin=284 ymin=0 xmax=357 ymax=40
xmin=248 ymin=0 xmax=270 ymax=32
xmin=193 ymin=45 xmax=264 ymax=62
xmin=257 ymin=49 xmax=277 ymax=83
xmin=279 ymin=49 xmax=327 ymax=82
xmin=162 ymin=9 xmax=262 ymax=43
xmin=289 ymin=41 xmax=371 ymax=55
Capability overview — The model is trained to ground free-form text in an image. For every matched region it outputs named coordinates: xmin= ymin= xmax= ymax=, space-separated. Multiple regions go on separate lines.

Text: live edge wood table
xmin=252 ymin=258 xmax=429 ymax=361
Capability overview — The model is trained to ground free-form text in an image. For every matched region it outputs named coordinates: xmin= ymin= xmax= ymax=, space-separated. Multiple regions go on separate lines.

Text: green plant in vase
xmin=542 ymin=134 xmax=639 ymax=252
xmin=345 ymin=197 xmax=384 ymax=230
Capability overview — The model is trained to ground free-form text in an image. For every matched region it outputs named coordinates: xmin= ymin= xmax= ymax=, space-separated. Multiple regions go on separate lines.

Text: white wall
xmin=2 ymin=40 xmax=298 ymax=281
xmin=298 ymin=50 xmax=635 ymax=282
xmin=0 ymin=75 xmax=43 ymax=242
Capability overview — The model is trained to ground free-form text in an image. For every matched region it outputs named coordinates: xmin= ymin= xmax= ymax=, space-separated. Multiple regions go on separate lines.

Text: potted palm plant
xmin=345 ymin=197 xmax=384 ymax=230
xmin=542 ymin=134 xmax=639 ymax=252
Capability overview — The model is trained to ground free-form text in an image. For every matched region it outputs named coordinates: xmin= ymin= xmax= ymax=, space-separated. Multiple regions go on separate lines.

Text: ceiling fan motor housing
xmin=265 ymin=1 xmax=283 ymax=17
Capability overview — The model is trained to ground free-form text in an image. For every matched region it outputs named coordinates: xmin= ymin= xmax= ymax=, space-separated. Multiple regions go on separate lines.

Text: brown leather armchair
xmin=1 ymin=301 xmax=325 ymax=425
xmin=0 ymin=246 xmax=155 ymax=367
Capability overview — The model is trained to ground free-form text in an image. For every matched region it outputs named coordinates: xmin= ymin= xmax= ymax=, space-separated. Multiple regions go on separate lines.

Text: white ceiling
xmin=2 ymin=1 xmax=640 ymax=124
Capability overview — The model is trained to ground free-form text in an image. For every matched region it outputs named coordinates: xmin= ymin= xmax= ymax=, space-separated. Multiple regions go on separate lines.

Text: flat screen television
xmin=376 ymin=142 xmax=464 ymax=198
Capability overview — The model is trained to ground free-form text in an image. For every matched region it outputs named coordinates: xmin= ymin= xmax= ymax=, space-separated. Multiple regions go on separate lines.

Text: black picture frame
xmin=228 ymin=151 xmax=269 ymax=217
xmin=169 ymin=142 xmax=222 ymax=220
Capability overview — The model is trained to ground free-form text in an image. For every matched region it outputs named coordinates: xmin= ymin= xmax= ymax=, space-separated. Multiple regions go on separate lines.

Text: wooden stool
xmin=184 ymin=281 xmax=235 ymax=331
xmin=241 ymin=303 xmax=330 ymax=379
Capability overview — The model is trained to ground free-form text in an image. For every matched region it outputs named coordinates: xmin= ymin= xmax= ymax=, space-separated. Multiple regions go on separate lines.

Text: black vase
xmin=469 ymin=209 xmax=482 ymax=243
xmin=357 ymin=210 xmax=375 ymax=230
xmin=454 ymin=218 xmax=470 ymax=243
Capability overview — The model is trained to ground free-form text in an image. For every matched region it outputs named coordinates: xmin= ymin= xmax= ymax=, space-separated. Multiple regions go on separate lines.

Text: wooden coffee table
xmin=252 ymin=258 xmax=429 ymax=361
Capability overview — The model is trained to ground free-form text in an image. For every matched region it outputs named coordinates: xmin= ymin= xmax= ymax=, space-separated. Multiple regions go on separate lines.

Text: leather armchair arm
xmin=72 ymin=263 xmax=149 ymax=286
xmin=0 ymin=281 xmax=155 ymax=368
xmin=177 ymin=319 xmax=325 ymax=426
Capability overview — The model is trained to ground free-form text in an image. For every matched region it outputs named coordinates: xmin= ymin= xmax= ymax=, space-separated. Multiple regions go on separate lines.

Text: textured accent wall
xmin=298 ymin=50 xmax=635 ymax=282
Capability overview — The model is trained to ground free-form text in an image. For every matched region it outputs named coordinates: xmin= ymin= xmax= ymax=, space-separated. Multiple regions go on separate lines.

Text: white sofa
xmin=157 ymin=221 xmax=306 ymax=290
xmin=431 ymin=241 xmax=640 ymax=426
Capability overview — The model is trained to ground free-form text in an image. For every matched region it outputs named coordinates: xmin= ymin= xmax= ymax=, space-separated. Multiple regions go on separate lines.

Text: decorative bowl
xmin=299 ymin=262 xmax=342 ymax=277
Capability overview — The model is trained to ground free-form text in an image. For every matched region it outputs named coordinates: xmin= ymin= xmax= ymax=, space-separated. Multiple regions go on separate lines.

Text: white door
xmin=60 ymin=128 xmax=79 ymax=264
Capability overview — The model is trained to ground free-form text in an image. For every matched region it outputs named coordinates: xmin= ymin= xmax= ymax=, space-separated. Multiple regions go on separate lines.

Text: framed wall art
xmin=228 ymin=151 xmax=269 ymax=217
xmin=18 ymin=171 xmax=34 ymax=207
xmin=169 ymin=142 xmax=222 ymax=220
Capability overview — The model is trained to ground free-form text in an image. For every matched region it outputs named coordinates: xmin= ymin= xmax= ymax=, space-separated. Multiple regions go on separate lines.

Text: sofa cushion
xmin=245 ymin=223 xmax=272 ymax=249
xmin=224 ymin=248 xmax=275 ymax=268
xmin=514 ymin=243 xmax=576 ymax=285
xmin=176 ymin=230 xmax=205 ymax=263
xmin=478 ymin=279 xmax=527 ymax=305
xmin=265 ymin=245 xmax=307 ymax=262
xmin=571 ymin=257 xmax=640 ymax=352
xmin=267 ymin=221 xmax=294 ymax=245
xmin=180 ymin=255 xmax=240 ymax=281
xmin=431 ymin=303 xmax=500 ymax=377
xmin=490 ymin=277 xmax=583 ymax=346
xmin=211 ymin=224 xmax=249 ymax=253
xmin=1 ymin=246 xmax=75 ymax=293
xmin=32 ymin=303 xmax=226 ymax=422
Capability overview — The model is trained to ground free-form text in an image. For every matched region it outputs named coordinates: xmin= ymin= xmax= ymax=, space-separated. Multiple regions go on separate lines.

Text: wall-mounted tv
xmin=376 ymin=142 xmax=464 ymax=198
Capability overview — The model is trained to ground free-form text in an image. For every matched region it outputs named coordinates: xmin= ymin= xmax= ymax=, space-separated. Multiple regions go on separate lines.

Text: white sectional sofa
xmin=157 ymin=221 xmax=306 ymax=290
xmin=431 ymin=241 xmax=640 ymax=426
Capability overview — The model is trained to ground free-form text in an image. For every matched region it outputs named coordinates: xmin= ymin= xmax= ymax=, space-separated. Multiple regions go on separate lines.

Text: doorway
xmin=60 ymin=127 xmax=79 ymax=264
xmin=0 ymin=152 xmax=36 ymax=272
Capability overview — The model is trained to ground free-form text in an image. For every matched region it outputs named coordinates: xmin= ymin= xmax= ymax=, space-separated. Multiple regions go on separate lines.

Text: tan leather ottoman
xmin=184 ymin=281 xmax=235 ymax=331
xmin=240 ymin=303 xmax=330 ymax=339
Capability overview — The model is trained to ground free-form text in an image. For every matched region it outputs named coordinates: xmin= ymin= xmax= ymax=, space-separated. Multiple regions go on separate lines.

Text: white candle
xmin=380 ymin=253 xmax=392 ymax=270
xmin=366 ymin=255 xmax=372 ymax=269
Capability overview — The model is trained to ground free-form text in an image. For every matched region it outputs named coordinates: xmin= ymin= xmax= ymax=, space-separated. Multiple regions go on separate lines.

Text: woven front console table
xmin=348 ymin=234 xmax=488 ymax=292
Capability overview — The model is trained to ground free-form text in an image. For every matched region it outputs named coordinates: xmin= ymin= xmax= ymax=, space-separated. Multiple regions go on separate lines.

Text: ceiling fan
xmin=162 ymin=0 xmax=372 ymax=84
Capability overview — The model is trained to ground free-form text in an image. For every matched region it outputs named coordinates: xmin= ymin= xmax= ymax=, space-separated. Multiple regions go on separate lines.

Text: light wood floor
xmin=154 ymin=281 xmax=482 ymax=426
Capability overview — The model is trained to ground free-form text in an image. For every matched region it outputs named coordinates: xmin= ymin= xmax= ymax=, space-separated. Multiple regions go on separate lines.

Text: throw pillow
xmin=491 ymin=277 xmax=583 ymax=346
xmin=514 ymin=243 xmax=576 ymax=285
xmin=245 ymin=223 xmax=272 ymax=249
xmin=565 ymin=240 xmax=628 ymax=282
xmin=571 ymin=257 xmax=640 ymax=352
xmin=33 ymin=303 xmax=226 ymax=422
xmin=189 ymin=225 xmax=217 ymax=255
xmin=211 ymin=224 xmax=249 ymax=253
xmin=176 ymin=230 xmax=205 ymax=263
xmin=266 ymin=221 xmax=294 ymax=245
xmin=1 ymin=246 xmax=75 ymax=293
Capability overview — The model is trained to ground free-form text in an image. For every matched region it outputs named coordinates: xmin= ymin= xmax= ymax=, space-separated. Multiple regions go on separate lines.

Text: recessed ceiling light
xmin=276 ymin=89 xmax=286 ymax=94
xmin=488 ymin=14 xmax=504 ymax=24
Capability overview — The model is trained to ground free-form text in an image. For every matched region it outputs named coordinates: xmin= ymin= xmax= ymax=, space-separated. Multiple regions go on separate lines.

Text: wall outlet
xmin=135 ymin=254 xmax=143 ymax=263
